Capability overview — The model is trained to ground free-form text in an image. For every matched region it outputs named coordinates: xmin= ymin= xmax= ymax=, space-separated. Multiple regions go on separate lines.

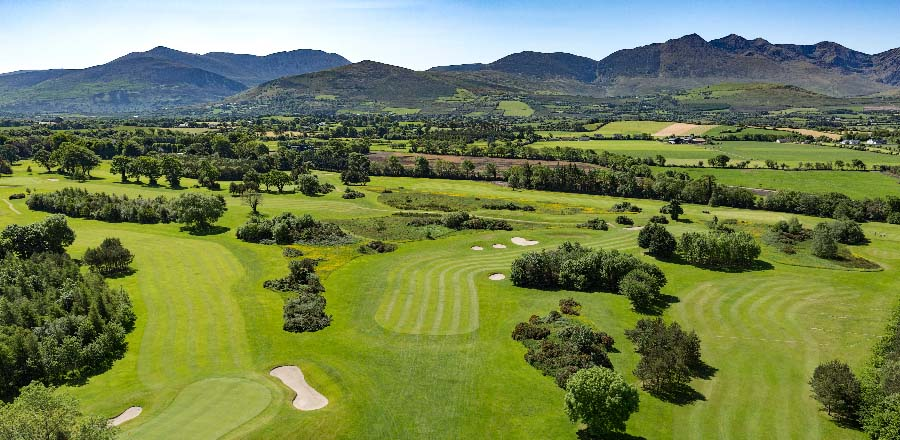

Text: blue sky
xmin=2 ymin=0 xmax=899 ymax=74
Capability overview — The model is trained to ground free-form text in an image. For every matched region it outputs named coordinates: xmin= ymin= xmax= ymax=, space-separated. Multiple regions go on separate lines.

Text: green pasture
xmin=0 ymin=161 xmax=898 ymax=439
xmin=497 ymin=100 xmax=535 ymax=117
xmin=654 ymin=167 xmax=900 ymax=199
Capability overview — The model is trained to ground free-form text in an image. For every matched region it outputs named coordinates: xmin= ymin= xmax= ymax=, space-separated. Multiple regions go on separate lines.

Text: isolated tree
xmin=660 ymin=199 xmax=684 ymax=220
xmin=160 ymin=155 xmax=183 ymax=188
xmin=341 ymin=152 xmax=371 ymax=185
xmin=83 ymin=237 xmax=134 ymax=275
xmin=263 ymin=170 xmax=292 ymax=193
xmin=619 ymin=269 xmax=662 ymax=312
xmin=169 ymin=193 xmax=227 ymax=230
xmin=0 ymin=382 xmax=117 ymax=440
xmin=133 ymin=156 xmax=162 ymax=185
xmin=243 ymin=169 xmax=261 ymax=192
xmin=812 ymin=223 xmax=838 ymax=259
xmin=626 ymin=318 xmax=702 ymax=392
xmin=33 ymin=148 xmax=54 ymax=172
xmin=483 ymin=162 xmax=498 ymax=180
xmin=414 ymin=156 xmax=431 ymax=177
xmin=197 ymin=160 xmax=220 ymax=189
xmin=243 ymin=192 xmax=263 ymax=216
xmin=110 ymin=155 xmax=131 ymax=182
xmin=709 ymin=154 xmax=731 ymax=168
xmin=809 ymin=360 xmax=860 ymax=422
xmin=637 ymin=223 xmax=676 ymax=258
xmin=51 ymin=142 xmax=101 ymax=178
xmin=564 ymin=367 xmax=639 ymax=436
xmin=461 ymin=159 xmax=476 ymax=179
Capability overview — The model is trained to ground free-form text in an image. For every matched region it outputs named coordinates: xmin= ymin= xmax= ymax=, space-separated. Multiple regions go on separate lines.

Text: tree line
xmin=0 ymin=216 xmax=135 ymax=400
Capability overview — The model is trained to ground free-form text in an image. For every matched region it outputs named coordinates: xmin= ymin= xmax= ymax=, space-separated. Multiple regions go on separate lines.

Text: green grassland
xmin=593 ymin=121 xmax=674 ymax=136
xmin=656 ymin=167 xmax=900 ymax=199
xmin=382 ymin=107 xmax=421 ymax=115
xmin=497 ymin=100 xmax=535 ymax=117
xmin=1 ymin=162 xmax=899 ymax=439
xmin=535 ymin=139 xmax=900 ymax=167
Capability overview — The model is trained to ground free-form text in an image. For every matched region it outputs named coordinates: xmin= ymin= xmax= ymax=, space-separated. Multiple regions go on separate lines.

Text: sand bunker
xmin=492 ymin=244 xmax=507 ymax=249
xmin=108 ymin=406 xmax=142 ymax=427
xmin=511 ymin=237 xmax=539 ymax=246
xmin=489 ymin=273 xmax=506 ymax=281
xmin=270 ymin=366 xmax=328 ymax=411
xmin=624 ymin=226 xmax=644 ymax=231
xmin=47 ymin=178 xmax=59 ymax=182
xmin=471 ymin=246 xmax=484 ymax=251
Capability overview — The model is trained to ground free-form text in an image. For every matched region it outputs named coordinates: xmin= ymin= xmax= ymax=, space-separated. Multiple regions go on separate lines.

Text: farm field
xmin=535 ymin=138 xmax=900 ymax=167
xmin=1 ymin=160 xmax=899 ymax=439
xmin=655 ymin=167 xmax=900 ymax=199
xmin=497 ymin=100 xmax=535 ymax=117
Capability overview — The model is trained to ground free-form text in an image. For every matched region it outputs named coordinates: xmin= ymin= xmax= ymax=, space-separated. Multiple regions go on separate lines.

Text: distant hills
xmin=431 ymin=34 xmax=900 ymax=97
xmin=0 ymin=47 xmax=349 ymax=113
xmin=5 ymin=34 xmax=900 ymax=115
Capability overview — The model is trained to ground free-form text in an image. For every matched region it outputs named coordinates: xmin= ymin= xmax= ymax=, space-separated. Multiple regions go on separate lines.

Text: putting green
xmin=128 ymin=377 xmax=272 ymax=439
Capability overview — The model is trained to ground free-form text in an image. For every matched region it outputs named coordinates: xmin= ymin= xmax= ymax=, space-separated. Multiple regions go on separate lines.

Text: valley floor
xmin=2 ymin=164 xmax=898 ymax=439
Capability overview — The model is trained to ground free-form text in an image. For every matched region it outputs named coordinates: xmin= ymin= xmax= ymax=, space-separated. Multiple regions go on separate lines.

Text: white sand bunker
xmin=511 ymin=237 xmax=539 ymax=246
xmin=108 ymin=406 xmax=142 ymax=426
xmin=489 ymin=273 xmax=506 ymax=281
xmin=492 ymin=244 xmax=507 ymax=249
xmin=624 ymin=226 xmax=644 ymax=231
xmin=471 ymin=246 xmax=484 ymax=251
xmin=270 ymin=366 xmax=328 ymax=411
xmin=47 ymin=178 xmax=59 ymax=182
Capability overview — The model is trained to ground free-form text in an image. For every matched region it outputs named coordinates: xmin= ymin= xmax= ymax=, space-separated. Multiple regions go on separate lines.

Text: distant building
xmin=840 ymin=139 xmax=861 ymax=146
xmin=667 ymin=136 xmax=706 ymax=145
xmin=866 ymin=138 xmax=887 ymax=145
xmin=775 ymin=139 xmax=791 ymax=144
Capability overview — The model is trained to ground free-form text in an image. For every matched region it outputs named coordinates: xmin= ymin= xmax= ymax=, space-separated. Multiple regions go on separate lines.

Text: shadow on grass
xmin=577 ymin=430 xmax=646 ymax=440
xmin=182 ymin=225 xmax=230 ymax=236
xmin=656 ymin=253 xmax=774 ymax=273
xmin=102 ymin=268 xmax=137 ymax=279
xmin=648 ymin=383 xmax=706 ymax=405
xmin=634 ymin=293 xmax=680 ymax=316
xmin=692 ymin=361 xmax=718 ymax=380
xmin=827 ymin=415 xmax=863 ymax=431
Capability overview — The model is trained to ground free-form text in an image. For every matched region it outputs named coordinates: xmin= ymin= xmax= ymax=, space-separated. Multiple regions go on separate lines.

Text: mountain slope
xmin=432 ymin=51 xmax=597 ymax=82
xmin=0 ymin=46 xmax=351 ymax=114
xmin=239 ymin=60 xmax=458 ymax=105
xmin=116 ymin=46 xmax=351 ymax=86
xmin=0 ymin=57 xmax=246 ymax=113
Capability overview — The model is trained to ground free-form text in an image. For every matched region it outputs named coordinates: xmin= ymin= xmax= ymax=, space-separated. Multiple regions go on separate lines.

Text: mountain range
xmin=4 ymin=34 xmax=900 ymax=115
xmin=0 ymin=47 xmax=350 ymax=113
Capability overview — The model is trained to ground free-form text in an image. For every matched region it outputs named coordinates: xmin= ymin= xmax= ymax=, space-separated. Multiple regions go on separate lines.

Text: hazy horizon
xmin=2 ymin=0 xmax=900 ymax=74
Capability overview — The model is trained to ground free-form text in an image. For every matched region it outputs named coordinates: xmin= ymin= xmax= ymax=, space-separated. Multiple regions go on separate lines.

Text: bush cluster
xmin=637 ymin=223 xmax=677 ymax=258
xmin=678 ymin=231 xmax=761 ymax=269
xmin=577 ymin=218 xmax=608 ymax=230
xmin=512 ymin=309 xmax=616 ymax=388
xmin=264 ymin=259 xmax=331 ymax=333
xmin=8 ymin=193 xmax=24 ymax=200
xmin=0 ymin=217 xmax=135 ymax=399
xmin=440 ymin=211 xmax=512 ymax=231
xmin=625 ymin=318 xmax=703 ymax=393
xmin=25 ymin=187 xmax=226 ymax=229
xmin=358 ymin=240 xmax=397 ymax=254
xmin=83 ymin=238 xmax=134 ymax=275
xmin=611 ymin=201 xmax=641 ymax=213
xmin=342 ymin=187 xmax=366 ymax=199
xmin=510 ymin=242 xmax=667 ymax=312
xmin=237 ymin=212 xmax=352 ymax=246
xmin=481 ymin=201 xmax=535 ymax=211
xmin=615 ymin=215 xmax=634 ymax=225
